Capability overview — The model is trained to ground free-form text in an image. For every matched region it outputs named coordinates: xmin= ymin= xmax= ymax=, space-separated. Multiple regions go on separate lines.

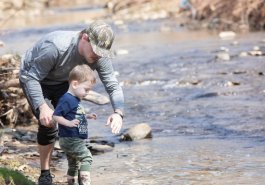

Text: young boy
xmin=53 ymin=64 xmax=97 ymax=185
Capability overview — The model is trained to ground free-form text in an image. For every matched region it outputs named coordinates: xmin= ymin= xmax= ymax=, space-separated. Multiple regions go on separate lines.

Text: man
xmin=179 ymin=0 xmax=197 ymax=19
xmin=19 ymin=20 xmax=124 ymax=185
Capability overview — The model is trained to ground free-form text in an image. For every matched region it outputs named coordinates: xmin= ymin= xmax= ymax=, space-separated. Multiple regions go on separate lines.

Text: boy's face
xmin=71 ymin=80 xmax=93 ymax=99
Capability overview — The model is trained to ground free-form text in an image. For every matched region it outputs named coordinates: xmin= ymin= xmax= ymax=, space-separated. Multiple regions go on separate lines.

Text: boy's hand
xmin=106 ymin=113 xmax=123 ymax=134
xmin=66 ymin=119 xmax=80 ymax=127
xmin=87 ymin=113 xmax=97 ymax=120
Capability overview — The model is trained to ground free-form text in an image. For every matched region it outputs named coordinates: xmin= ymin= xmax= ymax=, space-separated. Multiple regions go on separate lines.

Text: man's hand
xmin=39 ymin=103 xmax=55 ymax=128
xmin=106 ymin=113 xmax=123 ymax=134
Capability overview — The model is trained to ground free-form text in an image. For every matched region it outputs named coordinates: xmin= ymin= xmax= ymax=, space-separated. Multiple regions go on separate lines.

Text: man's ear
xmin=82 ymin=33 xmax=89 ymax=41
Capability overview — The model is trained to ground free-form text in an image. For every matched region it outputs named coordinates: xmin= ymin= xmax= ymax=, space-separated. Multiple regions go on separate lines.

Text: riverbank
xmin=1 ymin=0 xmax=265 ymax=32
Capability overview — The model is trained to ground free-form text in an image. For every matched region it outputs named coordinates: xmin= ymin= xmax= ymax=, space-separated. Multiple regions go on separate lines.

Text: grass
xmin=0 ymin=167 xmax=35 ymax=185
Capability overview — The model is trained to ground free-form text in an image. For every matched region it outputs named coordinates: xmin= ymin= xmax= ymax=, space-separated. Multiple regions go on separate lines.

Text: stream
xmin=1 ymin=6 xmax=265 ymax=185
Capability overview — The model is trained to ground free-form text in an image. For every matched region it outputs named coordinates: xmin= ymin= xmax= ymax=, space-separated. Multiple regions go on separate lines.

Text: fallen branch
xmin=0 ymin=79 xmax=20 ymax=89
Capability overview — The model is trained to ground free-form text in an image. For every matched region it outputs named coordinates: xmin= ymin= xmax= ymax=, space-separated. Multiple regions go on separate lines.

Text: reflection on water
xmin=89 ymin=136 xmax=265 ymax=185
xmin=1 ymin=12 xmax=265 ymax=184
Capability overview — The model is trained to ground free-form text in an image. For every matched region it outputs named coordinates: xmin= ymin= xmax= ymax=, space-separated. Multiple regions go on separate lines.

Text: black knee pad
xmin=37 ymin=124 xmax=58 ymax=145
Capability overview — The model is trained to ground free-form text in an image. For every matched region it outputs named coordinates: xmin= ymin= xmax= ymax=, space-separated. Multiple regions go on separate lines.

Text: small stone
xmin=0 ymin=41 xmax=5 ymax=47
xmin=216 ymin=52 xmax=230 ymax=61
xmin=219 ymin=31 xmax=236 ymax=40
xmin=220 ymin=47 xmax=229 ymax=52
xmin=239 ymin=52 xmax=248 ymax=57
xmin=115 ymin=49 xmax=129 ymax=55
xmin=231 ymin=41 xmax=238 ymax=45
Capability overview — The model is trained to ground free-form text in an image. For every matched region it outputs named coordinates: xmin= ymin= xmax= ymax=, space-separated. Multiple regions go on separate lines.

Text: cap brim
xmin=90 ymin=42 xmax=114 ymax=58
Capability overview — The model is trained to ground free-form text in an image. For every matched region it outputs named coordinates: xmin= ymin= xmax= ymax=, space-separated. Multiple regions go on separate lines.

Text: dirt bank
xmin=193 ymin=0 xmax=265 ymax=31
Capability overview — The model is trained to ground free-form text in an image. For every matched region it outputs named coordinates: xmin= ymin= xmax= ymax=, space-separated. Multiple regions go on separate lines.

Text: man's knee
xmin=37 ymin=125 xmax=58 ymax=145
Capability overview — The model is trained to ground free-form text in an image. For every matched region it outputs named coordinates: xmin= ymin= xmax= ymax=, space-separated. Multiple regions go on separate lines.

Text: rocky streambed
xmin=0 ymin=6 xmax=265 ymax=185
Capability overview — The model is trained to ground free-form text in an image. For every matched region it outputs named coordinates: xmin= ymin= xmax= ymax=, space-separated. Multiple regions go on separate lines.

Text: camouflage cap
xmin=85 ymin=20 xmax=115 ymax=58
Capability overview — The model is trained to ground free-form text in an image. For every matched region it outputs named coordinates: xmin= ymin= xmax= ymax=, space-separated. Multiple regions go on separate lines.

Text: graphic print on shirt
xmin=75 ymin=104 xmax=88 ymax=138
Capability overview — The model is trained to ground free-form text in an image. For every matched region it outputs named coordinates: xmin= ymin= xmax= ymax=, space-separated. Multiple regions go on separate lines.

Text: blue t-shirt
xmin=53 ymin=92 xmax=88 ymax=139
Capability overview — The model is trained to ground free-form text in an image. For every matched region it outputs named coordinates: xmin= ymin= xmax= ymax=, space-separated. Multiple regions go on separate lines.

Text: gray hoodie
xmin=19 ymin=30 xmax=124 ymax=111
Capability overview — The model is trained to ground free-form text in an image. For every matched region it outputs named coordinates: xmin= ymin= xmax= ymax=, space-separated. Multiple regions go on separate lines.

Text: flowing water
xmin=1 ymin=7 xmax=265 ymax=185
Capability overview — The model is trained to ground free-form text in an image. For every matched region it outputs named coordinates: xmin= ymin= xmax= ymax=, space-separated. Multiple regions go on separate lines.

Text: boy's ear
xmin=72 ymin=80 xmax=79 ymax=88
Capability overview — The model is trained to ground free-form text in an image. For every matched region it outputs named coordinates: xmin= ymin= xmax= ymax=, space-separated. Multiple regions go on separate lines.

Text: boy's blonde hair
xmin=69 ymin=64 xmax=96 ymax=84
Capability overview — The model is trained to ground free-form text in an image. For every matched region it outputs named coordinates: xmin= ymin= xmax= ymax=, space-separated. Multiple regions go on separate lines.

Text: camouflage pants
xmin=59 ymin=137 xmax=92 ymax=185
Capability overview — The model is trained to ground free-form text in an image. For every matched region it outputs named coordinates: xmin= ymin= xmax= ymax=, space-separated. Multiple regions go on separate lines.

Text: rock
xmin=1 ymin=54 xmax=13 ymax=62
xmin=121 ymin=123 xmax=152 ymax=141
xmin=225 ymin=81 xmax=240 ymax=86
xmin=219 ymin=31 xmax=236 ymax=40
xmin=231 ymin=41 xmax=238 ymax=46
xmin=87 ymin=143 xmax=114 ymax=155
xmin=0 ymin=41 xmax=4 ymax=47
xmin=83 ymin=90 xmax=110 ymax=105
xmin=253 ymin=46 xmax=260 ymax=51
xmin=114 ymin=20 xmax=124 ymax=25
xmin=248 ymin=50 xmax=263 ymax=56
xmin=115 ymin=49 xmax=129 ymax=55
xmin=54 ymin=140 xmax=61 ymax=150
xmin=220 ymin=47 xmax=229 ymax=52
xmin=216 ymin=52 xmax=230 ymax=61
xmin=89 ymin=138 xmax=115 ymax=147
xmin=239 ymin=52 xmax=248 ymax=57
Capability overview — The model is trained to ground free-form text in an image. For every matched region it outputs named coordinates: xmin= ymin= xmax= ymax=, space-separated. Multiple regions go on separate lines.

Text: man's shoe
xmin=38 ymin=173 xmax=53 ymax=185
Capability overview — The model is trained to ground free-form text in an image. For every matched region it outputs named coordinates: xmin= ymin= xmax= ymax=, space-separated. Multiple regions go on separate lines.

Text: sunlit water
xmin=1 ymin=9 xmax=265 ymax=185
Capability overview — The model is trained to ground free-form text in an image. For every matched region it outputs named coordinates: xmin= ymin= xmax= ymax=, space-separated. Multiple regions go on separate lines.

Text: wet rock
xmin=233 ymin=71 xmax=247 ymax=75
xmin=83 ymin=90 xmax=110 ymax=105
xmin=160 ymin=25 xmax=171 ymax=32
xmin=120 ymin=123 xmax=152 ymax=141
xmin=239 ymin=52 xmax=248 ymax=57
xmin=52 ymin=150 xmax=64 ymax=159
xmin=114 ymin=20 xmax=124 ymax=25
xmin=253 ymin=46 xmax=260 ymax=51
xmin=13 ymin=130 xmax=36 ymax=142
xmin=248 ymin=46 xmax=265 ymax=56
xmin=0 ymin=41 xmax=4 ymax=47
xmin=248 ymin=50 xmax=263 ymax=56
xmin=231 ymin=41 xmax=238 ymax=46
xmin=115 ymin=49 xmax=129 ymax=55
xmin=85 ymin=138 xmax=115 ymax=155
xmin=225 ymin=81 xmax=240 ymax=86
xmin=220 ymin=47 xmax=229 ymax=52
xmin=219 ymin=31 xmax=236 ymax=40
xmin=193 ymin=92 xmax=218 ymax=99
xmin=216 ymin=52 xmax=230 ymax=61
xmin=87 ymin=143 xmax=114 ymax=155
xmin=89 ymin=138 xmax=115 ymax=147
